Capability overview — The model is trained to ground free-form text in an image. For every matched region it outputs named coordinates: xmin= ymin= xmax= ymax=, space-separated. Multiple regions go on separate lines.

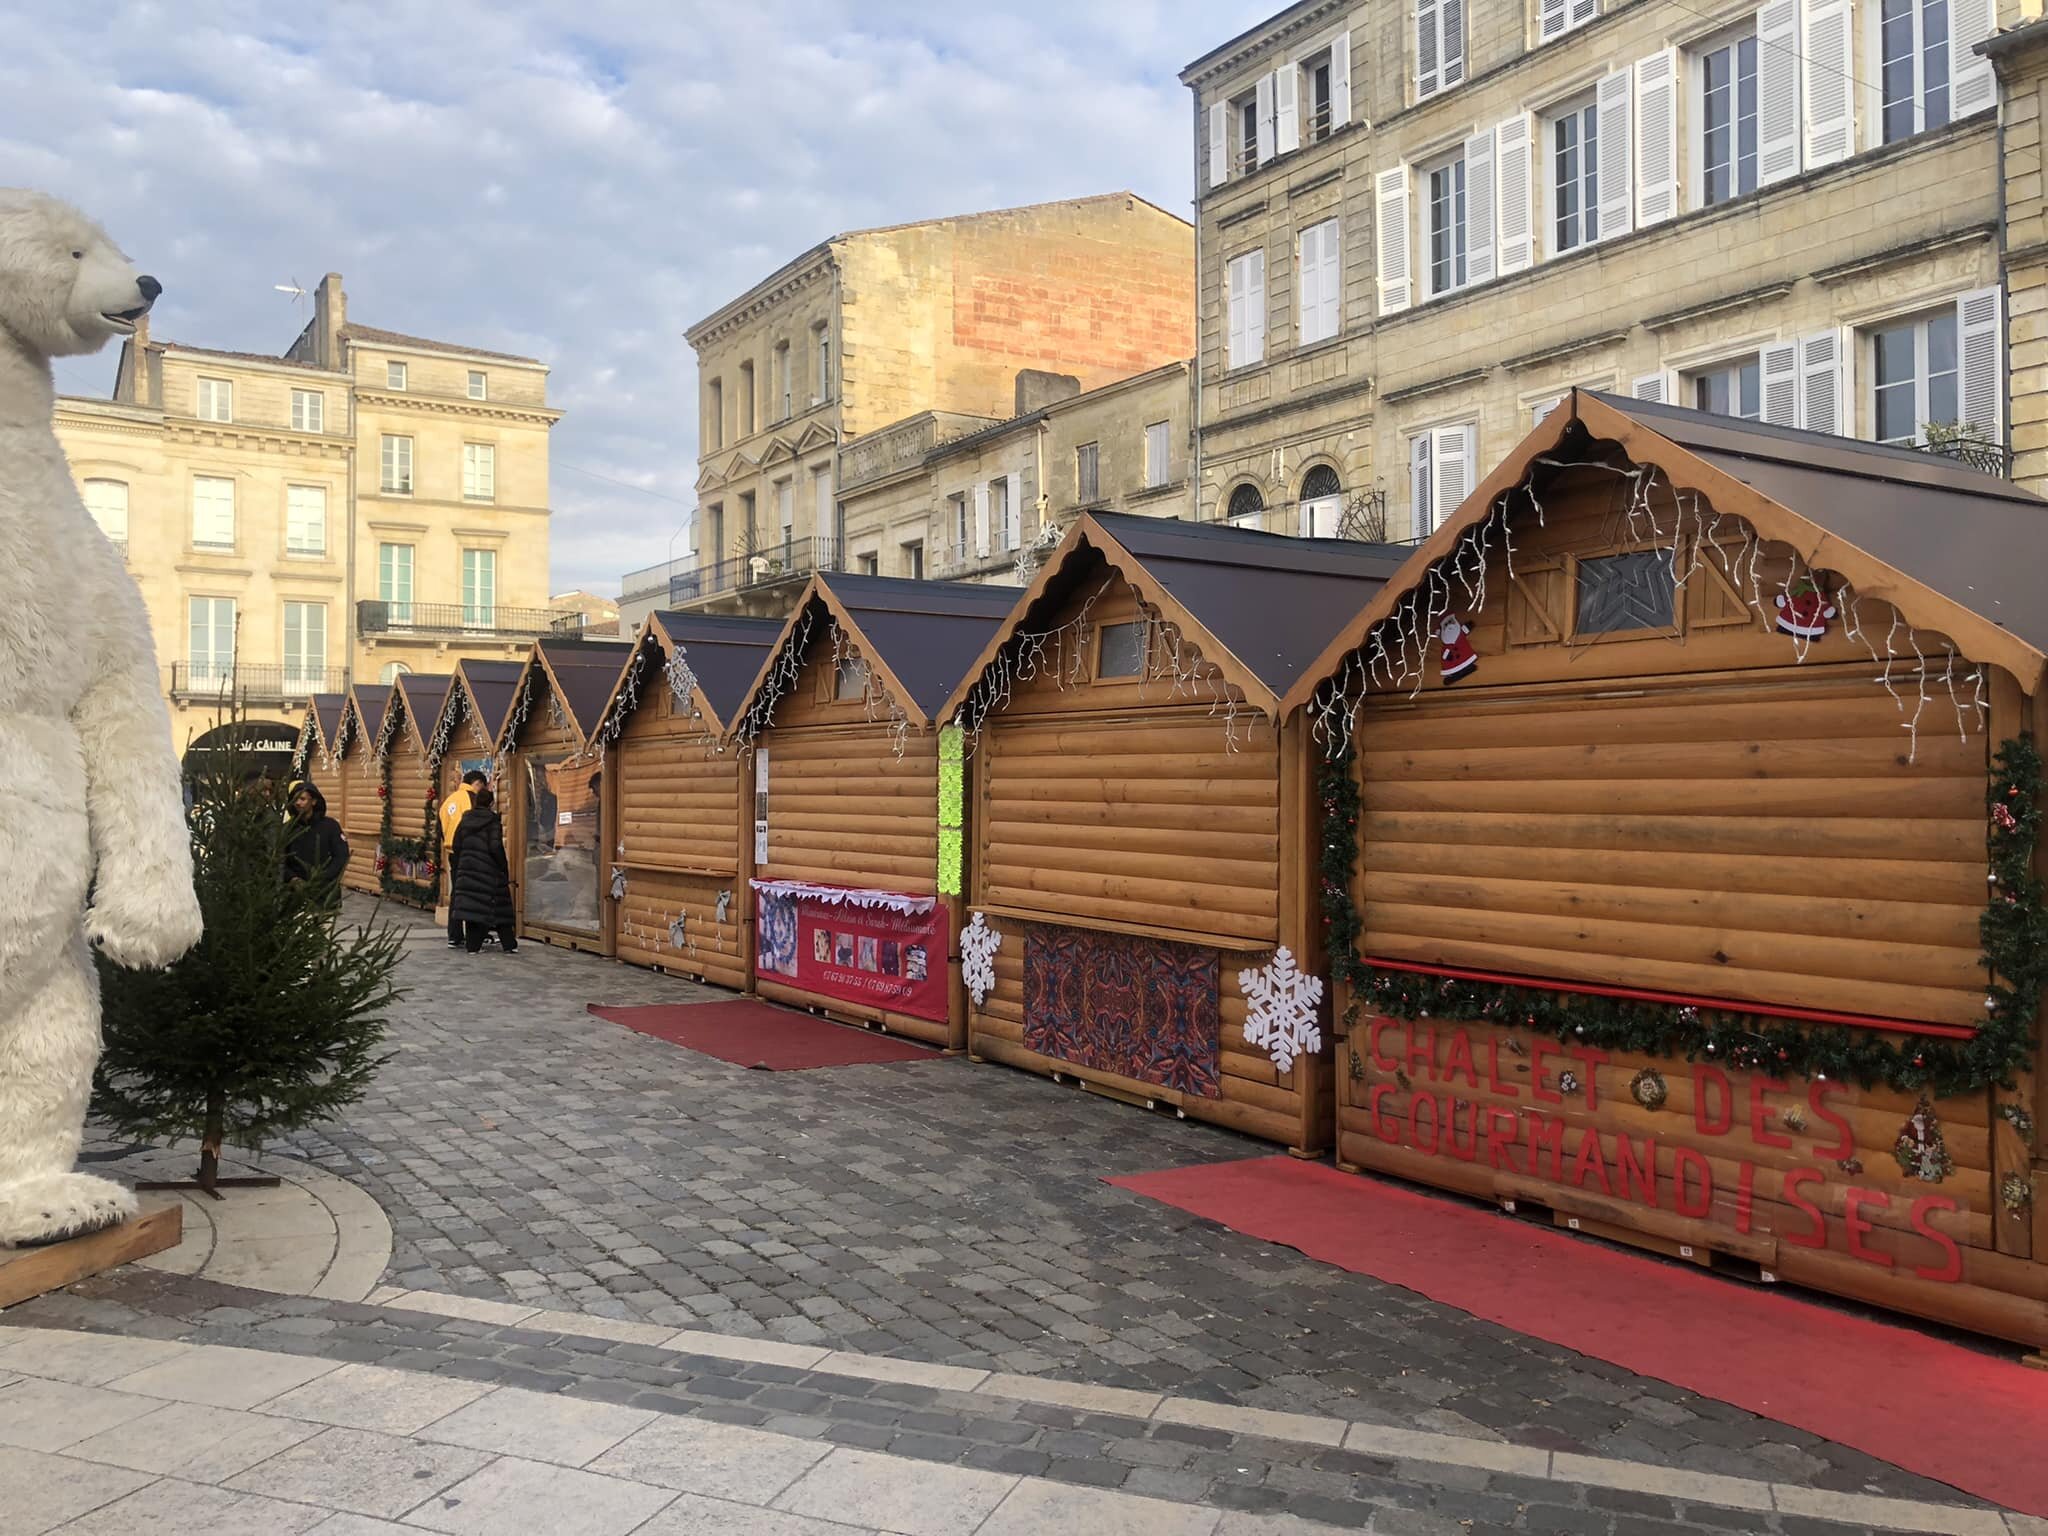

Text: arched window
xmin=82 ymin=478 xmax=129 ymax=550
xmin=380 ymin=661 xmax=412 ymax=685
xmin=1298 ymin=464 xmax=1343 ymax=538
xmin=1226 ymin=483 xmax=1266 ymax=525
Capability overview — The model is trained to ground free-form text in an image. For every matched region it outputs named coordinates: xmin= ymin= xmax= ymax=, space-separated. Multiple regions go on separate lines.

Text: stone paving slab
xmin=0 ymin=1325 xmax=2023 ymax=1536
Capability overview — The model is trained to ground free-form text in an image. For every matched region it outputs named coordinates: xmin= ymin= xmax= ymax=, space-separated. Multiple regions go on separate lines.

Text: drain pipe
xmin=1191 ymin=81 xmax=1205 ymax=522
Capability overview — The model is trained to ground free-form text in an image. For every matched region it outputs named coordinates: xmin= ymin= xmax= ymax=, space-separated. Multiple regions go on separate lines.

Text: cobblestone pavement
xmin=25 ymin=898 xmax=2006 ymax=1527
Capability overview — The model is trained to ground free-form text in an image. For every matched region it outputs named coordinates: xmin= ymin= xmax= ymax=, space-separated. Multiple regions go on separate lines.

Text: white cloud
xmin=9 ymin=0 xmax=1272 ymax=593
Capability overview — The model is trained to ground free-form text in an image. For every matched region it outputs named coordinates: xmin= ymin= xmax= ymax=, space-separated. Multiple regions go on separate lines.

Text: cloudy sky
xmin=8 ymin=0 xmax=1271 ymax=596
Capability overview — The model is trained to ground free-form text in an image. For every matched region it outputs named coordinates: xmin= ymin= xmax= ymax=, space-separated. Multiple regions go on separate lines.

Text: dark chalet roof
xmin=394 ymin=673 xmax=454 ymax=752
xmin=816 ymin=573 xmax=1019 ymax=724
xmin=453 ymin=658 xmax=528 ymax=745
xmin=311 ymin=693 xmax=348 ymax=751
xmin=1581 ymin=389 xmax=2048 ymax=656
xmin=648 ymin=612 xmax=785 ymax=731
xmin=534 ymin=637 xmax=634 ymax=745
xmin=347 ymin=684 xmax=392 ymax=748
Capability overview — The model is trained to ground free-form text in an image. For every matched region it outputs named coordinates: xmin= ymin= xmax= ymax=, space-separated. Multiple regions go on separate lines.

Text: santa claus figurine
xmin=1774 ymin=578 xmax=1837 ymax=640
xmin=1439 ymin=616 xmax=1478 ymax=684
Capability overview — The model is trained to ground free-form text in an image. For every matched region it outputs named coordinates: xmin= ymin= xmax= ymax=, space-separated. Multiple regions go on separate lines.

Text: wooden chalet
xmin=732 ymin=572 xmax=1016 ymax=1049
xmin=373 ymin=673 xmax=454 ymax=906
xmin=1290 ymin=389 xmax=2048 ymax=1347
xmin=292 ymin=692 xmax=350 ymax=826
xmin=941 ymin=512 xmax=1405 ymax=1152
xmin=586 ymin=612 xmax=782 ymax=989
xmin=494 ymin=636 xmax=634 ymax=955
xmin=423 ymin=658 xmax=528 ymax=918
xmin=334 ymin=683 xmax=392 ymax=894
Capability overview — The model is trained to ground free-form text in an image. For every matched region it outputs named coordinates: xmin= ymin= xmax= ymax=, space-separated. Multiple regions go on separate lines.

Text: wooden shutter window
xmin=1799 ymin=329 xmax=1844 ymax=436
xmin=1760 ymin=341 xmax=1799 ymax=427
xmin=1538 ymin=0 xmax=1569 ymax=43
xmin=1756 ymin=0 xmax=1800 ymax=186
xmin=1330 ymin=30 xmax=1352 ymax=127
xmin=1495 ymin=114 xmax=1534 ymax=275
xmin=1275 ymin=63 xmax=1300 ymax=155
xmin=1632 ymin=372 xmax=1670 ymax=404
xmin=1802 ymin=0 xmax=1854 ymax=168
xmin=1441 ymin=0 xmax=1465 ymax=89
xmin=1209 ymin=102 xmax=1229 ymax=188
xmin=1951 ymin=0 xmax=1997 ymax=119
xmin=1958 ymin=286 xmax=2003 ymax=443
xmin=1463 ymin=127 xmax=1496 ymax=286
xmin=1595 ymin=70 xmax=1633 ymax=242
xmin=1376 ymin=167 xmax=1412 ymax=315
xmin=973 ymin=482 xmax=991 ymax=558
xmin=1634 ymin=50 xmax=1678 ymax=227
xmin=1244 ymin=248 xmax=1266 ymax=365
xmin=1255 ymin=71 xmax=1277 ymax=165
xmin=1416 ymin=0 xmax=1442 ymax=100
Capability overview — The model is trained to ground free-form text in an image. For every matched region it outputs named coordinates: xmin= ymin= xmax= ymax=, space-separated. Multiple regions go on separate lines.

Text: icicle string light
xmin=736 ymin=606 xmax=818 ymax=752
xmin=1308 ymin=460 xmax=1988 ymax=764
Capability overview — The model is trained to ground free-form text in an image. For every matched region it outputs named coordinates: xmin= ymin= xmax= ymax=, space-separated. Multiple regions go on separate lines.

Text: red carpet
xmin=586 ymin=1000 xmax=939 ymax=1070
xmin=1108 ymin=1155 xmax=2048 ymax=1516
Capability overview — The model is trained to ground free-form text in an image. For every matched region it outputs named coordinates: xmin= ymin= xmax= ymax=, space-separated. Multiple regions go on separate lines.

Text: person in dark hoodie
xmin=449 ymin=784 xmax=518 ymax=953
xmin=283 ymin=780 xmax=348 ymax=896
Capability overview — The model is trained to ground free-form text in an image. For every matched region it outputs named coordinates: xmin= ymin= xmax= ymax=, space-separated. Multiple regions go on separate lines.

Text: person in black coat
xmin=448 ymin=786 xmax=518 ymax=953
xmin=283 ymin=780 xmax=348 ymax=897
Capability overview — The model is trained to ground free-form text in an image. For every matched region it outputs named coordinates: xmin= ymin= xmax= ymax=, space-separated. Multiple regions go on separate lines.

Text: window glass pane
xmin=1736 ymin=36 xmax=1759 ymax=194
xmin=523 ymin=752 xmax=602 ymax=935
xmin=1577 ymin=551 xmax=1676 ymax=633
xmin=1097 ymin=621 xmax=1146 ymax=679
xmin=1873 ymin=323 xmax=1918 ymax=441
xmin=1703 ymin=45 xmax=1732 ymax=204
xmin=835 ymin=657 xmax=869 ymax=701
xmin=1738 ymin=358 xmax=1761 ymax=418
xmin=1882 ymin=0 xmax=1916 ymax=140
xmin=1928 ymin=310 xmax=1960 ymax=427
xmin=1925 ymin=0 xmax=1950 ymax=127
xmin=84 ymin=480 xmax=128 ymax=543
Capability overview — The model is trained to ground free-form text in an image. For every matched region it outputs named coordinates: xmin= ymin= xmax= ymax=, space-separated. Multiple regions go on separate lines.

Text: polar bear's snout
xmin=102 ymin=273 xmax=161 ymax=331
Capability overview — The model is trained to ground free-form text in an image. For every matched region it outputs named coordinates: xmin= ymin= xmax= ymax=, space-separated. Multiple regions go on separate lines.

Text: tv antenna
xmin=273 ymin=279 xmax=306 ymax=306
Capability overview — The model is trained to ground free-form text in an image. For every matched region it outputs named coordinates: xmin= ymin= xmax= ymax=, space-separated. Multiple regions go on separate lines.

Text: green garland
xmin=1316 ymin=735 xmax=2045 ymax=1097
xmin=375 ymin=753 xmax=439 ymax=909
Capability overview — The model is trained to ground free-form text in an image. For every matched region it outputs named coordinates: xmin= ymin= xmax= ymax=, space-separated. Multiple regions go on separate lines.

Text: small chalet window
xmin=835 ymin=656 xmax=869 ymax=700
xmin=1576 ymin=551 xmax=1676 ymax=634
xmin=1097 ymin=621 xmax=1147 ymax=679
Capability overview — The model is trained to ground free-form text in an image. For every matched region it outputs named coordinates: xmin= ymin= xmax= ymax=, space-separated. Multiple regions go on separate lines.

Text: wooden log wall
xmin=338 ymin=730 xmax=383 ymax=894
xmin=615 ymin=669 xmax=750 ymax=991
xmin=1328 ymin=469 xmax=2047 ymax=1345
xmin=385 ymin=719 xmax=438 ymax=897
xmin=752 ymin=628 xmax=958 ymax=1047
xmin=968 ymin=574 xmax=1330 ymax=1152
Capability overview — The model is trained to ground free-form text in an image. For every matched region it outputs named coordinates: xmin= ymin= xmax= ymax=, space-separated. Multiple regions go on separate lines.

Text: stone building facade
xmin=1184 ymin=0 xmax=2030 ymax=540
xmin=56 ymin=273 xmax=559 ymax=756
xmin=678 ymin=195 xmax=1194 ymax=616
xmin=836 ymin=362 xmax=1194 ymax=589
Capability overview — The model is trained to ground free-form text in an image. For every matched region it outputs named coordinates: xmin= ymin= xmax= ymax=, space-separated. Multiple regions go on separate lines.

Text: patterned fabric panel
xmin=1023 ymin=926 xmax=1220 ymax=1099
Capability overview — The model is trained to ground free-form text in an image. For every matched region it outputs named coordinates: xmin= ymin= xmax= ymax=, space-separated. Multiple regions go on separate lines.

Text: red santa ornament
xmin=1438 ymin=616 xmax=1478 ymax=684
xmin=1774 ymin=578 xmax=1837 ymax=640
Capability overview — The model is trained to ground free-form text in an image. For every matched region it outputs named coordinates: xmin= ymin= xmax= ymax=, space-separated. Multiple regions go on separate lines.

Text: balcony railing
xmin=355 ymin=601 xmax=563 ymax=639
xmin=1905 ymin=436 xmax=2012 ymax=477
xmin=670 ymin=535 xmax=841 ymax=607
xmin=170 ymin=663 xmax=348 ymax=703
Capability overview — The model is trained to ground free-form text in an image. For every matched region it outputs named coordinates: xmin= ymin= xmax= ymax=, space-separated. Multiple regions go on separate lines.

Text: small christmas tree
xmin=93 ymin=707 xmax=405 ymax=1193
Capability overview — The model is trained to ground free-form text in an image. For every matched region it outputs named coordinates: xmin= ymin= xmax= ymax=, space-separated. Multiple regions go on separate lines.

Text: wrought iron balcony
xmin=670 ymin=535 xmax=841 ymax=607
xmin=355 ymin=600 xmax=563 ymax=638
xmin=1904 ymin=435 xmax=2012 ymax=478
xmin=170 ymin=663 xmax=348 ymax=703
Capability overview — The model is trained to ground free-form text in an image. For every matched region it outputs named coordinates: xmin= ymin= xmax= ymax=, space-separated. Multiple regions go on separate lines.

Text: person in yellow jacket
xmin=439 ymin=770 xmax=489 ymax=948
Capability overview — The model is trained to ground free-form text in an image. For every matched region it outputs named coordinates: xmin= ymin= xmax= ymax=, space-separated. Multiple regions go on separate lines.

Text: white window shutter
xmin=1756 ymin=0 xmax=1799 ymax=186
xmin=1797 ymin=329 xmax=1845 ymax=436
xmin=1539 ymin=0 xmax=1568 ymax=42
xmin=1209 ymin=102 xmax=1229 ymax=188
xmin=1958 ymin=286 xmax=2003 ymax=444
xmin=1298 ymin=225 xmax=1321 ymax=345
xmin=1801 ymin=0 xmax=1854 ymax=169
xmin=1227 ymin=255 xmax=1247 ymax=368
xmin=1442 ymin=0 xmax=1466 ymax=89
xmin=1433 ymin=424 xmax=1473 ymax=519
xmin=1634 ymin=50 xmax=1679 ymax=228
xmin=1246 ymin=248 xmax=1267 ymax=364
xmin=974 ymin=481 xmax=991 ymax=558
xmin=1002 ymin=478 xmax=1022 ymax=549
xmin=1255 ymin=72 xmax=1277 ymax=165
xmin=1416 ymin=0 xmax=1442 ymax=100
xmin=1951 ymin=0 xmax=1997 ymax=118
xmin=1633 ymin=371 xmax=1670 ymax=403
xmin=1496 ymin=114 xmax=1534 ymax=275
xmin=1276 ymin=64 xmax=1300 ymax=155
xmin=1760 ymin=341 xmax=1799 ymax=426
xmin=1330 ymin=31 xmax=1352 ymax=127
xmin=1376 ymin=167 xmax=1412 ymax=315
xmin=1596 ymin=70 xmax=1633 ymax=242
xmin=1568 ymin=0 xmax=1598 ymax=25
xmin=1319 ymin=221 xmax=1341 ymax=340
xmin=1410 ymin=433 xmax=1433 ymax=534
xmin=1463 ymin=128 xmax=1496 ymax=286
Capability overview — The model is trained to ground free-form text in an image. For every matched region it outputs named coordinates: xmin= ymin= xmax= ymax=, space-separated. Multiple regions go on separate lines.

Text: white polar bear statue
xmin=0 ymin=190 xmax=202 ymax=1247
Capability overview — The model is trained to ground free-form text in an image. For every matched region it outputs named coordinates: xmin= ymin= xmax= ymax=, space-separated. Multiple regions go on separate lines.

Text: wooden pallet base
xmin=0 ymin=1205 xmax=182 ymax=1309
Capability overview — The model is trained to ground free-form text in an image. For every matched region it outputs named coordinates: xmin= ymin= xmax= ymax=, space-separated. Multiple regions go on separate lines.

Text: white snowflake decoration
xmin=1238 ymin=946 xmax=1325 ymax=1074
xmin=961 ymin=912 xmax=1002 ymax=1007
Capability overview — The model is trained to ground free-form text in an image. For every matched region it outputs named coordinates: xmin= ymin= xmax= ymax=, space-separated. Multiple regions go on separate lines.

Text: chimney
xmin=314 ymin=273 xmax=347 ymax=368
xmin=1014 ymin=368 xmax=1082 ymax=416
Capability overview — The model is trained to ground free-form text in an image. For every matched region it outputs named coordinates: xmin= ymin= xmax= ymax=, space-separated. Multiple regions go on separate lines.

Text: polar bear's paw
xmin=85 ymin=875 xmax=203 ymax=971
xmin=0 ymin=1171 xmax=138 ymax=1247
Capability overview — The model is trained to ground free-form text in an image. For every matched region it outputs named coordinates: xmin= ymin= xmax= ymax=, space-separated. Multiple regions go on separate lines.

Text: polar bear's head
xmin=0 ymin=189 xmax=160 ymax=360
